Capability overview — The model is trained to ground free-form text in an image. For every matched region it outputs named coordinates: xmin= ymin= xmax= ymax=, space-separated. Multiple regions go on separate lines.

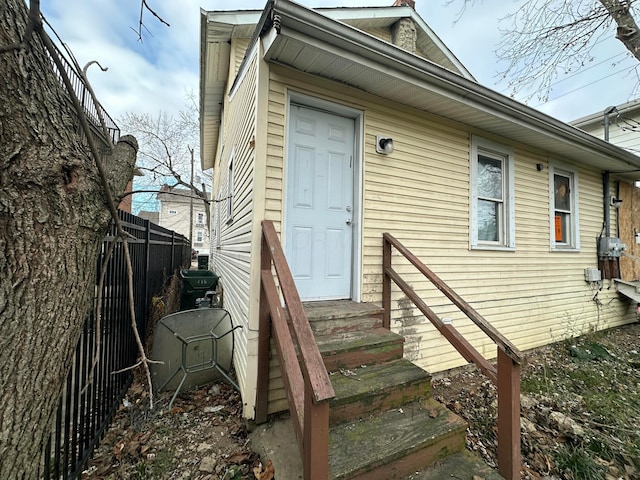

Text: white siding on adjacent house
xmin=574 ymin=107 xmax=640 ymax=154
xmin=157 ymin=189 xmax=211 ymax=253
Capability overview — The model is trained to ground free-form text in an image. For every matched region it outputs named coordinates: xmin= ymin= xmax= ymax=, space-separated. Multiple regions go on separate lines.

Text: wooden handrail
xmin=383 ymin=233 xmax=524 ymax=364
xmin=382 ymin=232 xmax=522 ymax=480
xmin=256 ymin=220 xmax=334 ymax=480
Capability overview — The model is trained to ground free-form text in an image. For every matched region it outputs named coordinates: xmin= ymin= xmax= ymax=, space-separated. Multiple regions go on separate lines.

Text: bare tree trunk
xmin=599 ymin=0 xmax=640 ymax=62
xmin=0 ymin=1 xmax=136 ymax=477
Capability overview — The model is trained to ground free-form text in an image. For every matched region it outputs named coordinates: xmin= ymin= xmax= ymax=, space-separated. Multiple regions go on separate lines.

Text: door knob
xmin=346 ymin=219 xmax=352 ymax=226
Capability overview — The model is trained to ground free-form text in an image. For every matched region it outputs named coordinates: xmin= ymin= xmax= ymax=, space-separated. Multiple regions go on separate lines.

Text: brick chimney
xmin=392 ymin=0 xmax=415 ymax=8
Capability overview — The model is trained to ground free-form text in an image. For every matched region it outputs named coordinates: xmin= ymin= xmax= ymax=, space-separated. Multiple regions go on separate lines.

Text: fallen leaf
xmin=112 ymin=442 xmax=125 ymax=460
xmin=254 ymin=459 xmax=275 ymax=480
xmin=228 ymin=451 xmax=251 ymax=464
xmin=127 ymin=441 xmax=139 ymax=456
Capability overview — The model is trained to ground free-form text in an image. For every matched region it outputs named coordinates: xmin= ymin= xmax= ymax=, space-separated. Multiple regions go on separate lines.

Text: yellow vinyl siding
xmin=260 ymin=66 xmax=634 ymax=413
xmin=360 ymin=27 xmax=391 ymax=43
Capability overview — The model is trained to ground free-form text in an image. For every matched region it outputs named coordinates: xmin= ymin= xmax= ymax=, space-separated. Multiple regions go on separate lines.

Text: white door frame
xmin=283 ymin=91 xmax=363 ymax=302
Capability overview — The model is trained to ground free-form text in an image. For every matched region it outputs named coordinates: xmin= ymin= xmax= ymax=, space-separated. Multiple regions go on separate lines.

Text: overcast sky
xmin=40 ymin=0 xmax=639 ymax=121
xmin=39 ymin=0 xmax=640 ymax=210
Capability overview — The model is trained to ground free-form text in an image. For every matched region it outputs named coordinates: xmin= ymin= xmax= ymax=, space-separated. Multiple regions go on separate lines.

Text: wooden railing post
xmin=303 ymin=384 xmax=330 ymax=480
xmin=383 ymin=232 xmax=523 ymax=478
xmin=258 ymin=221 xmax=335 ymax=479
xmin=382 ymin=234 xmax=391 ymax=329
xmin=255 ymin=234 xmax=272 ymax=424
xmin=497 ymin=347 xmax=521 ymax=480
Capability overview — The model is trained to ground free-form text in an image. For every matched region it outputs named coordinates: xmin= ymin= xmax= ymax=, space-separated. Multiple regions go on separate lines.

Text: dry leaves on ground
xmin=83 ymin=380 xmax=262 ymax=480
xmin=432 ymin=322 xmax=640 ymax=480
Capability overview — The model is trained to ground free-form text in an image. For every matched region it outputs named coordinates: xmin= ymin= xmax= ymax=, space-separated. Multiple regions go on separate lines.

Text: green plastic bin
xmin=197 ymin=253 xmax=209 ymax=270
xmin=179 ymin=269 xmax=219 ymax=311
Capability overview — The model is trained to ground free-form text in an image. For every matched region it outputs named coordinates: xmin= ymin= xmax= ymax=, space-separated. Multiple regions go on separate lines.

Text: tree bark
xmin=599 ymin=0 xmax=640 ymax=62
xmin=0 ymin=1 xmax=137 ymax=477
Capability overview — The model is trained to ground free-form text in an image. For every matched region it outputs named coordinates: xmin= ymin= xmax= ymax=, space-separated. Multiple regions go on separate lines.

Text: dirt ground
xmin=83 ymin=322 xmax=640 ymax=480
xmin=432 ymin=321 xmax=640 ymax=480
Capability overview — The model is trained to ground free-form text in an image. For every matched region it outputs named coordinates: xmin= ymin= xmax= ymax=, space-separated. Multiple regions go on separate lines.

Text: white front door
xmin=285 ymin=104 xmax=355 ymax=300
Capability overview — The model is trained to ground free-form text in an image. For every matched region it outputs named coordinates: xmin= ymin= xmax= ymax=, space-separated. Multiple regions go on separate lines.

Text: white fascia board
xmin=205 ymin=10 xmax=263 ymax=29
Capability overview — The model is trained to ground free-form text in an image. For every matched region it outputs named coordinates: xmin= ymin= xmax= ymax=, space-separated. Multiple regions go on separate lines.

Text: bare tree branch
xmin=119 ymin=104 xmax=211 ymax=227
xmin=452 ymin=0 xmax=640 ymax=101
xmin=496 ymin=1 xmax=613 ymax=101
xmin=134 ymin=0 xmax=170 ymax=42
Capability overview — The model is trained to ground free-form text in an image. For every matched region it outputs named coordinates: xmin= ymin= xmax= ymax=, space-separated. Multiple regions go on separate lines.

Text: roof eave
xmin=262 ymin=0 xmax=640 ymax=175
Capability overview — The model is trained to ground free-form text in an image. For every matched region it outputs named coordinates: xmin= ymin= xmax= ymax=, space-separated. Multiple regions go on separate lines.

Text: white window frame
xmin=215 ymin=196 xmax=221 ymax=249
xmin=195 ymin=230 xmax=204 ymax=243
xmin=196 ymin=212 xmax=205 ymax=225
xmin=470 ymin=136 xmax=515 ymax=250
xmin=549 ymin=163 xmax=580 ymax=251
xmin=226 ymin=150 xmax=234 ymax=225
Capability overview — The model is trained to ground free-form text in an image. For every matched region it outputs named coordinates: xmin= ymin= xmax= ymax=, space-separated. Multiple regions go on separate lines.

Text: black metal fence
xmin=41 ymin=210 xmax=191 ymax=479
xmin=44 ymin=29 xmax=120 ymax=145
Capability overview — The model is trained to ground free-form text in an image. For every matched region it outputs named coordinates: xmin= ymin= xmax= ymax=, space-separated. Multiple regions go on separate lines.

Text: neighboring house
xmin=157 ymin=184 xmax=211 ymax=253
xmin=137 ymin=210 xmax=160 ymax=224
xmin=200 ymin=0 xmax=640 ymax=421
xmin=572 ymin=101 xmax=640 ymax=283
xmin=572 ymin=99 xmax=640 ymax=153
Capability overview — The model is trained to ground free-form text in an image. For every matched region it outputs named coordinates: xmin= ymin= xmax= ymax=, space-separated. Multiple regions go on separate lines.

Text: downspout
xmin=603 ymin=170 xmax=611 ymax=238
xmin=602 ymin=106 xmax=617 ymax=239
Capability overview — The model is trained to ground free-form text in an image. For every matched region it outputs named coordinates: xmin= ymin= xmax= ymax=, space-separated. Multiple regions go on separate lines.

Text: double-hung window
xmin=550 ymin=164 xmax=579 ymax=250
xmin=470 ymin=136 xmax=515 ymax=249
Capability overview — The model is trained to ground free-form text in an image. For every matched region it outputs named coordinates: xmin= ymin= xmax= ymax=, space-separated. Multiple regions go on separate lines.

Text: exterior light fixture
xmin=376 ymin=136 xmax=394 ymax=154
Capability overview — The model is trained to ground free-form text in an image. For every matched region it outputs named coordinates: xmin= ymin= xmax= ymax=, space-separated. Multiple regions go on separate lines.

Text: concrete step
xmin=316 ymin=328 xmax=404 ymax=371
xmin=329 ymin=398 xmax=467 ymax=480
xmin=329 ymin=359 xmax=431 ymax=424
xmin=404 ymin=450 xmax=504 ymax=480
xmin=304 ymin=301 xmax=384 ymax=336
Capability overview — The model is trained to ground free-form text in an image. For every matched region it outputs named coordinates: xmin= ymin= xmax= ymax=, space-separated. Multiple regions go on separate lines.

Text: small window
xmin=550 ymin=165 xmax=579 ymax=250
xmin=215 ymin=196 xmax=221 ymax=249
xmin=470 ymin=136 xmax=515 ymax=249
xmin=226 ymin=155 xmax=234 ymax=225
xmin=196 ymin=212 xmax=205 ymax=225
xmin=195 ymin=230 xmax=204 ymax=243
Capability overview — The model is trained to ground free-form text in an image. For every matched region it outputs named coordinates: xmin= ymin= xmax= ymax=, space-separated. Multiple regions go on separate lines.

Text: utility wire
xmin=533 ymin=64 xmax=638 ymax=108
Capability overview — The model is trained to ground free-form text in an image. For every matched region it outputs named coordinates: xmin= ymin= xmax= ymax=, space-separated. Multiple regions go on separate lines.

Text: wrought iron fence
xmin=41 ymin=210 xmax=191 ymax=479
xmin=43 ymin=30 xmax=120 ymax=146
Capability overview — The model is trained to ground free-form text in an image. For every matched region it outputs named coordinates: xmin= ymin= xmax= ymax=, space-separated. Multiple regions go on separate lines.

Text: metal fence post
xmin=143 ymin=218 xmax=151 ymax=325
